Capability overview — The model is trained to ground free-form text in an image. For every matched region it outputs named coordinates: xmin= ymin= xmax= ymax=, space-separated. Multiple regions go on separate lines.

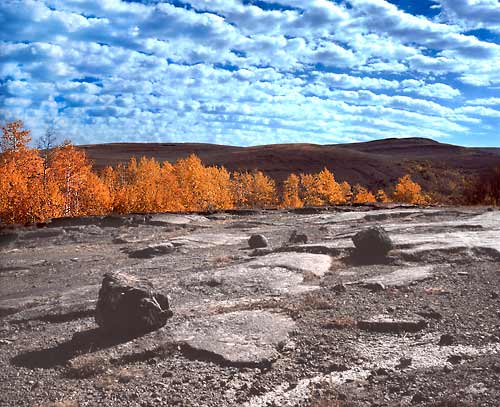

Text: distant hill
xmin=80 ymin=138 xmax=500 ymax=200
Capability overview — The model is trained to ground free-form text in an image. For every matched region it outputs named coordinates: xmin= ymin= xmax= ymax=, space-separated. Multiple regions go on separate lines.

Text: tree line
xmin=1 ymin=121 xmax=431 ymax=224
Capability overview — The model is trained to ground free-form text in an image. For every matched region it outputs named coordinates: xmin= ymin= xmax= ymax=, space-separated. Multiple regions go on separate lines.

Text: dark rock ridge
xmin=95 ymin=272 xmax=172 ymax=336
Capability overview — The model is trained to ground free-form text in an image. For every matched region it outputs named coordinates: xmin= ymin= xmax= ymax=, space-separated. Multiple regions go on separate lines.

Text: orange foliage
xmin=392 ymin=174 xmax=428 ymax=204
xmin=0 ymin=121 xmax=435 ymax=225
xmin=232 ymin=170 xmax=276 ymax=208
xmin=299 ymin=168 xmax=351 ymax=206
xmin=0 ymin=121 xmax=60 ymax=223
xmin=353 ymin=185 xmax=376 ymax=203
xmin=376 ymin=189 xmax=391 ymax=203
xmin=282 ymin=173 xmax=303 ymax=208
xmin=176 ymin=154 xmax=233 ymax=211
xmin=50 ymin=142 xmax=111 ymax=216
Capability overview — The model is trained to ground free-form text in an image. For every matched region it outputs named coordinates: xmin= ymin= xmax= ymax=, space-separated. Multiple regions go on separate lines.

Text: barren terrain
xmin=81 ymin=138 xmax=500 ymax=195
xmin=1 ymin=205 xmax=500 ymax=406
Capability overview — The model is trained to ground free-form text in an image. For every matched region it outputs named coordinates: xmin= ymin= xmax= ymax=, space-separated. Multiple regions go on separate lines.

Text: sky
xmin=1 ymin=0 xmax=500 ymax=147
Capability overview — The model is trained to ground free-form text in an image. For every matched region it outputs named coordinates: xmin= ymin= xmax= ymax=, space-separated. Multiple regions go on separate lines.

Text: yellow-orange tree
xmin=175 ymin=154 xmax=234 ymax=211
xmin=50 ymin=141 xmax=111 ymax=217
xmin=300 ymin=168 xmax=351 ymax=206
xmin=375 ymin=189 xmax=391 ymax=203
xmin=392 ymin=174 xmax=428 ymax=204
xmin=353 ymin=185 xmax=376 ymax=203
xmin=0 ymin=121 xmax=62 ymax=223
xmin=232 ymin=170 xmax=276 ymax=208
xmin=282 ymin=173 xmax=303 ymax=208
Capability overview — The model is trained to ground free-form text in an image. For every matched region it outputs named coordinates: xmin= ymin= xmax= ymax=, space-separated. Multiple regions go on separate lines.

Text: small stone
xmin=411 ymin=393 xmax=429 ymax=404
xmin=363 ymin=282 xmax=386 ymax=292
xmin=438 ymin=333 xmax=455 ymax=346
xmin=248 ymin=234 xmax=268 ymax=249
xmin=397 ymin=357 xmax=412 ymax=369
xmin=491 ymin=292 xmax=499 ymax=299
xmin=128 ymin=243 xmax=175 ymax=259
xmin=447 ymin=355 xmax=463 ymax=365
xmin=332 ymin=283 xmax=347 ymax=293
xmin=288 ymin=230 xmax=308 ymax=244
xmin=416 ymin=308 xmax=443 ymax=320
xmin=374 ymin=367 xmax=391 ymax=376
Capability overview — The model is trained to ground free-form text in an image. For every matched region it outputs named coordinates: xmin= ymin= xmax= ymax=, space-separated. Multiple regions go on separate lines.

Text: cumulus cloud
xmin=436 ymin=0 xmax=500 ymax=33
xmin=0 ymin=0 xmax=499 ymax=146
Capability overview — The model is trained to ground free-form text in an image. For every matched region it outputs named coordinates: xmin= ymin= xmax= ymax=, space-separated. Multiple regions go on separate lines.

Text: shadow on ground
xmin=11 ymin=328 xmax=142 ymax=369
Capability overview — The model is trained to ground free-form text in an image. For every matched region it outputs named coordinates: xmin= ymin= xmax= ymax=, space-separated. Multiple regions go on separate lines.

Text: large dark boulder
xmin=95 ymin=272 xmax=172 ymax=337
xmin=248 ymin=234 xmax=268 ymax=249
xmin=352 ymin=226 xmax=393 ymax=261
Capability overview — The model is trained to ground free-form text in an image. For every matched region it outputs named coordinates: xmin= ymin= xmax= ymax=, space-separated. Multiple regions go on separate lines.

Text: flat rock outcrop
xmin=360 ymin=266 xmax=434 ymax=287
xmin=3 ymin=207 xmax=500 ymax=407
xmin=174 ymin=310 xmax=296 ymax=366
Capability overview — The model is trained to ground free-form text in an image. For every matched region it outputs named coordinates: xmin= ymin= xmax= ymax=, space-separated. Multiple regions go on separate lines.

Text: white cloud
xmin=436 ymin=0 xmax=500 ymax=33
xmin=0 ymin=0 xmax=499 ymax=146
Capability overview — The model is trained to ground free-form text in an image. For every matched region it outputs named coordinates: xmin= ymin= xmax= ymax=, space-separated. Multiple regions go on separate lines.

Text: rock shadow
xmin=344 ymin=249 xmax=395 ymax=266
xmin=11 ymin=328 xmax=143 ymax=370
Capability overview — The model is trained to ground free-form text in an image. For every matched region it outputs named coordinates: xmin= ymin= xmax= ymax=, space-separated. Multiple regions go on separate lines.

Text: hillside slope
xmin=81 ymin=138 xmax=500 ymax=196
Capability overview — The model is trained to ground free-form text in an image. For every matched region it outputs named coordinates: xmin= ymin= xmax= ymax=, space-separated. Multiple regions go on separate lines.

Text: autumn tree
xmin=0 ymin=121 xmax=60 ymax=223
xmin=232 ymin=170 xmax=276 ymax=208
xmin=50 ymin=141 xmax=111 ymax=216
xmin=340 ymin=181 xmax=353 ymax=203
xmin=299 ymin=169 xmax=350 ymax=206
xmin=299 ymin=173 xmax=324 ymax=206
xmin=175 ymin=154 xmax=233 ymax=211
xmin=392 ymin=174 xmax=428 ymax=204
xmin=376 ymin=189 xmax=391 ymax=203
xmin=316 ymin=168 xmax=347 ymax=204
xmin=282 ymin=173 xmax=303 ymax=208
xmin=353 ymin=184 xmax=376 ymax=203
xmin=0 ymin=120 xmax=32 ymax=155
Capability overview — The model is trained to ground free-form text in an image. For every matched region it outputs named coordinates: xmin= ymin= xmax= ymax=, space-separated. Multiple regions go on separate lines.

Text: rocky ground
xmin=1 ymin=205 xmax=500 ymax=407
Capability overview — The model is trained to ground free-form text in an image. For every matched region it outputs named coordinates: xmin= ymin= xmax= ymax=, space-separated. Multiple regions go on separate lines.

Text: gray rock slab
xmin=248 ymin=252 xmax=332 ymax=276
xmin=174 ymin=310 xmax=295 ymax=366
xmin=361 ymin=266 xmax=434 ymax=287
xmin=215 ymin=266 xmax=306 ymax=294
xmin=213 ymin=252 xmax=332 ymax=294
xmin=147 ymin=214 xmax=209 ymax=226
xmin=392 ymin=230 xmax=500 ymax=257
xmin=171 ymin=232 xmax=249 ymax=248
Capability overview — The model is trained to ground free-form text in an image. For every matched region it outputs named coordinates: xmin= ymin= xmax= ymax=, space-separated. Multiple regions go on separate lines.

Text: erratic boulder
xmin=95 ymin=272 xmax=172 ymax=337
xmin=249 ymin=234 xmax=268 ymax=249
xmin=352 ymin=226 xmax=393 ymax=261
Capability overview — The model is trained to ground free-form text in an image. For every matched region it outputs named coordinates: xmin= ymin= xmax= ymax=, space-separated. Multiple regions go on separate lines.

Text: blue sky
xmin=1 ymin=0 xmax=500 ymax=147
